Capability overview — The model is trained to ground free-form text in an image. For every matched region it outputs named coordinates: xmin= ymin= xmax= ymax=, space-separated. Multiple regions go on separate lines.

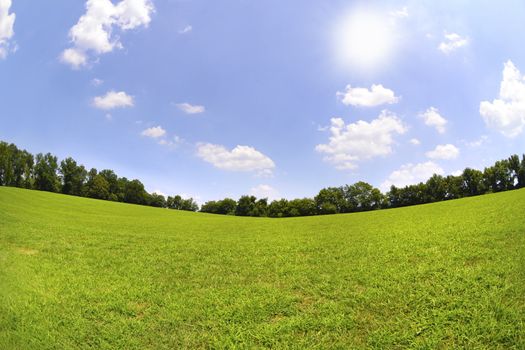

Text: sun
xmin=334 ymin=9 xmax=397 ymax=72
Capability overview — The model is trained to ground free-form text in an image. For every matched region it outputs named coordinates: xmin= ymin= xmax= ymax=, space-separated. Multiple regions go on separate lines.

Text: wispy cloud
xmin=176 ymin=102 xmax=205 ymax=114
xmin=92 ymin=91 xmax=134 ymax=110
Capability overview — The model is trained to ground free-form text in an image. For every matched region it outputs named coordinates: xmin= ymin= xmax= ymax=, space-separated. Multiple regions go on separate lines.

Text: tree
xmin=0 ymin=142 xmax=15 ymax=186
xmin=124 ymin=179 xmax=148 ymax=204
xmin=116 ymin=177 xmax=129 ymax=202
xmin=343 ymin=182 xmax=384 ymax=211
xmin=508 ymin=154 xmax=520 ymax=188
xmin=425 ymin=174 xmax=447 ymax=202
xmin=216 ymin=198 xmax=236 ymax=215
xmin=18 ymin=150 xmax=34 ymax=189
xmin=496 ymin=160 xmax=514 ymax=190
xmin=252 ymin=198 xmax=268 ymax=217
xmin=168 ymin=195 xmax=199 ymax=211
xmin=167 ymin=195 xmax=184 ymax=210
xmin=315 ymin=187 xmax=346 ymax=214
xmin=518 ymin=154 xmax=525 ymax=188
xmin=288 ymin=198 xmax=317 ymax=216
xmin=484 ymin=161 xmax=513 ymax=192
xmin=11 ymin=147 xmax=33 ymax=188
xmin=34 ymin=153 xmax=60 ymax=192
xmin=60 ymin=157 xmax=87 ymax=196
xmin=387 ymin=186 xmax=401 ymax=208
xmin=99 ymin=169 xmax=120 ymax=201
xmin=235 ymin=195 xmax=257 ymax=216
xmin=200 ymin=200 xmax=219 ymax=213
xmin=461 ymin=168 xmax=485 ymax=196
xmin=180 ymin=198 xmax=199 ymax=211
xmin=444 ymin=175 xmax=463 ymax=200
xmin=395 ymin=183 xmax=427 ymax=207
xmin=268 ymin=199 xmax=290 ymax=217
xmin=148 ymin=193 xmax=167 ymax=208
xmin=0 ymin=143 xmax=34 ymax=188
xmin=84 ymin=168 xmax=110 ymax=200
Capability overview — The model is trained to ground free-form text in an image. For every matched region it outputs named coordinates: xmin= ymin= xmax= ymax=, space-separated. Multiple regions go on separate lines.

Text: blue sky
xmin=1 ymin=0 xmax=525 ymax=203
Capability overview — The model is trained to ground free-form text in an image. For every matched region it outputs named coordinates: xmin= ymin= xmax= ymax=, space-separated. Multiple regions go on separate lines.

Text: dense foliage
xmin=1 ymin=140 xmax=524 ymax=217
xmin=0 ymin=141 xmax=199 ymax=211
xmin=202 ymin=155 xmax=525 ymax=217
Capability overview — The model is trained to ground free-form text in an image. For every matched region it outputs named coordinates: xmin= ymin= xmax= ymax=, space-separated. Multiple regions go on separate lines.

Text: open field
xmin=1 ymin=186 xmax=524 ymax=349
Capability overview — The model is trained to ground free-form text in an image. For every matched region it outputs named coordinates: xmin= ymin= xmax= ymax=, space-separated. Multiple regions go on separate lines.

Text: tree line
xmin=0 ymin=141 xmax=198 ymax=211
xmin=1 ymin=140 xmax=524 ymax=217
xmin=201 ymin=155 xmax=525 ymax=217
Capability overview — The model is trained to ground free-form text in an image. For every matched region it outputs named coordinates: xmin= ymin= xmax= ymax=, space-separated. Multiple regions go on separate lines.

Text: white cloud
xmin=389 ymin=7 xmax=409 ymax=18
xmin=409 ymin=138 xmax=421 ymax=145
xmin=158 ymin=135 xmax=184 ymax=149
xmin=176 ymin=102 xmax=205 ymax=114
xmin=0 ymin=0 xmax=16 ymax=59
xmin=316 ymin=110 xmax=407 ymax=170
xmin=61 ymin=0 xmax=154 ymax=68
xmin=337 ymin=84 xmax=399 ymax=107
xmin=419 ymin=107 xmax=447 ymax=133
xmin=93 ymin=91 xmax=134 ymax=110
xmin=250 ymin=184 xmax=280 ymax=201
xmin=91 ymin=78 xmax=104 ymax=86
xmin=179 ymin=25 xmax=192 ymax=34
xmin=479 ymin=60 xmax=525 ymax=138
xmin=141 ymin=126 xmax=166 ymax=138
xmin=60 ymin=48 xmax=88 ymax=69
xmin=196 ymin=143 xmax=275 ymax=175
xmin=465 ymin=135 xmax=489 ymax=148
xmin=425 ymin=144 xmax=460 ymax=160
xmin=438 ymin=32 xmax=468 ymax=54
xmin=380 ymin=161 xmax=444 ymax=192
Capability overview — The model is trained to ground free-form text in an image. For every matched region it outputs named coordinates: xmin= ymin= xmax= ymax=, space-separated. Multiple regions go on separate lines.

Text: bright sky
xmin=1 ymin=0 xmax=525 ymax=203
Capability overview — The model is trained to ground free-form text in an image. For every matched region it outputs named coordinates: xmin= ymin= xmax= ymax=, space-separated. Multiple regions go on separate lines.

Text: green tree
xmin=268 ymin=199 xmax=290 ymax=217
xmin=444 ymin=175 xmax=463 ymax=199
xmin=343 ymin=182 xmax=384 ymax=211
xmin=0 ymin=142 xmax=15 ymax=186
xmin=252 ymin=198 xmax=268 ymax=217
xmin=99 ymin=169 xmax=120 ymax=201
xmin=167 ymin=195 xmax=184 ymax=210
xmin=149 ymin=193 xmax=167 ymax=208
xmin=180 ymin=198 xmax=199 ymax=211
xmin=84 ymin=169 xmax=110 ymax=200
xmin=200 ymin=200 xmax=218 ymax=213
xmin=216 ymin=198 xmax=236 ymax=215
xmin=60 ymin=157 xmax=87 ymax=196
xmin=484 ymin=161 xmax=513 ymax=192
xmin=425 ymin=174 xmax=447 ymax=202
xmin=518 ymin=154 xmax=525 ymax=188
xmin=235 ymin=195 xmax=257 ymax=216
xmin=34 ymin=153 xmax=60 ymax=192
xmin=508 ymin=154 xmax=520 ymax=188
xmin=0 ymin=143 xmax=33 ymax=188
xmin=315 ymin=187 xmax=346 ymax=214
xmin=124 ymin=179 xmax=148 ymax=205
xmin=288 ymin=198 xmax=317 ymax=216
xmin=116 ymin=177 xmax=129 ymax=202
xmin=461 ymin=168 xmax=485 ymax=196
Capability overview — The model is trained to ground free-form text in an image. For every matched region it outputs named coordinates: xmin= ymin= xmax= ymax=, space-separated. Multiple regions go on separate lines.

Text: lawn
xmin=1 ymin=186 xmax=524 ymax=349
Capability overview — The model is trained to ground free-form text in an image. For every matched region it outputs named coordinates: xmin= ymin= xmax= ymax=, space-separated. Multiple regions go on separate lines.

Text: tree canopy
xmin=1 ymin=140 xmax=524 ymax=218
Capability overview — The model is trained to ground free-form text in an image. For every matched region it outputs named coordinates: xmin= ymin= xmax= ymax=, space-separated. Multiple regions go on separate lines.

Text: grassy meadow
xmin=1 ymin=186 xmax=524 ymax=349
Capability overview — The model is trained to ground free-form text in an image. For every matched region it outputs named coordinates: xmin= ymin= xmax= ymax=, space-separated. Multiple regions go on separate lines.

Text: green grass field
xmin=1 ymin=187 xmax=524 ymax=349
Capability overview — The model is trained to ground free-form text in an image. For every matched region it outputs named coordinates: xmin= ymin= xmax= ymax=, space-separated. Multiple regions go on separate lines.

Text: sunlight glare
xmin=335 ymin=10 xmax=397 ymax=71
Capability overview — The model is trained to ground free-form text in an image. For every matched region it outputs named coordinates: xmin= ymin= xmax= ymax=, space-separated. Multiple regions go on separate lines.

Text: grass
xmin=1 ymin=186 xmax=524 ymax=349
